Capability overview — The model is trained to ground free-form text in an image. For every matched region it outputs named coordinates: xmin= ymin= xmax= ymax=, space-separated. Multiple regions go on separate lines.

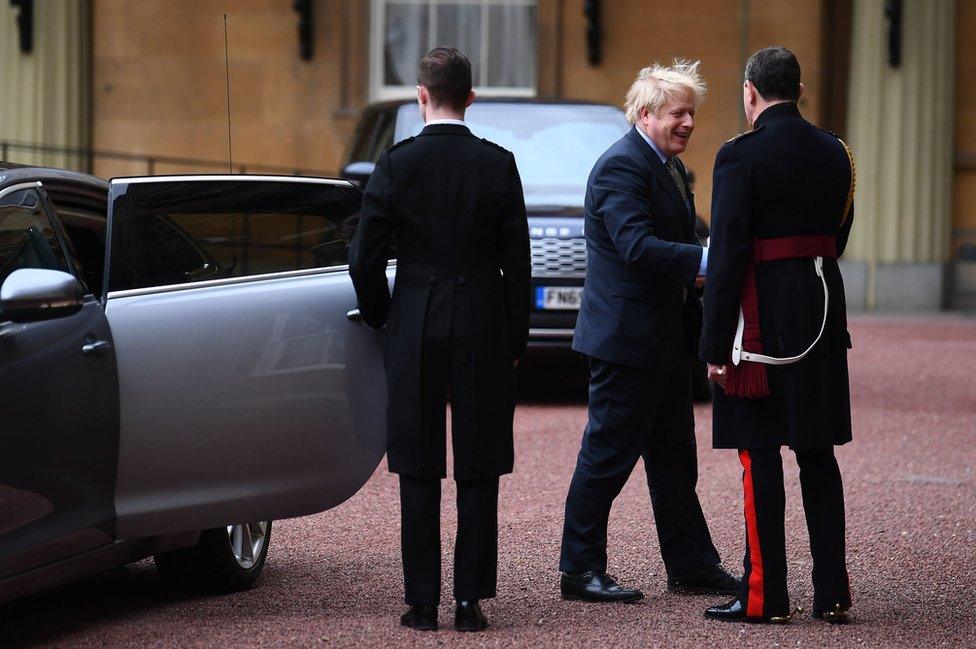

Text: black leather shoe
xmin=668 ymin=565 xmax=741 ymax=595
xmin=704 ymin=599 xmax=796 ymax=624
xmin=400 ymin=604 xmax=438 ymax=631
xmin=813 ymin=603 xmax=851 ymax=624
xmin=454 ymin=600 xmax=488 ymax=632
xmin=560 ymin=571 xmax=644 ymax=603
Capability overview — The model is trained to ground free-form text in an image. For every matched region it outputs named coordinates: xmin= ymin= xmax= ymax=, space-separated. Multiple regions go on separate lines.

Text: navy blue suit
xmin=560 ymin=127 xmax=721 ymax=578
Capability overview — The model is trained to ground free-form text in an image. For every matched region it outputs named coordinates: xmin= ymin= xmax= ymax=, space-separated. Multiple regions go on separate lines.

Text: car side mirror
xmin=340 ymin=161 xmax=376 ymax=188
xmin=0 ymin=268 xmax=85 ymax=323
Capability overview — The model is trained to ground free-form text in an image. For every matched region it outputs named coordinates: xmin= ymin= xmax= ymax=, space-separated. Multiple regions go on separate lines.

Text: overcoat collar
xmin=625 ymin=126 xmax=689 ymax=218
xmin=419 ymin=123 xmax=473 ymax=137
xmin=753 ymin=101 xmax=801 ymax=129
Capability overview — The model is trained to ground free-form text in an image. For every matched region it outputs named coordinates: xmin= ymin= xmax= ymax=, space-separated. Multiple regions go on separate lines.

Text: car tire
xmin=154 ymin=521 xmax=272 ymax=593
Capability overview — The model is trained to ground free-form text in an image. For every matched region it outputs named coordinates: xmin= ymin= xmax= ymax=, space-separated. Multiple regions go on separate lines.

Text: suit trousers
xmin=559 ymin=356 xmax=720 ymax=577
xmin=399 ymin=475 xmax=499 ymax=605
xmin=737 ymin=446 xmax=850 ymax=617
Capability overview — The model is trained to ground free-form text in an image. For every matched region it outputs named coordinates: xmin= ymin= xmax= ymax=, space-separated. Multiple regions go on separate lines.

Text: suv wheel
xmin=154 ymin=521 xmax=272 ymax=593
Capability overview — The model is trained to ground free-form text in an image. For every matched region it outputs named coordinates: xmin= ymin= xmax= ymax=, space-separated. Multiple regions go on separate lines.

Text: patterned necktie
xmin=665 ymin=157 xmax=689 ymax=205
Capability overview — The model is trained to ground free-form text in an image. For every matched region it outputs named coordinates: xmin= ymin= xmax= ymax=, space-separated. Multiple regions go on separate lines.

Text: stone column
xmin=844 ymin=0 xmax=954 ymax=310
xmin=0 ymin=1 xmax=90 ymax=170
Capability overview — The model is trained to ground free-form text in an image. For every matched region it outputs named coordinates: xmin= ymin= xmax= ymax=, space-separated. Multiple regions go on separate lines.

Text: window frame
xmin=39 ymin=184 xmax=110 ymax=299
xmin=104 ymin=176 xmax=364 ymax=299
xmin=369 ymin=0 xmax=538 ymax=101
xmin=0 ymin=181 xmax=78 ymax=296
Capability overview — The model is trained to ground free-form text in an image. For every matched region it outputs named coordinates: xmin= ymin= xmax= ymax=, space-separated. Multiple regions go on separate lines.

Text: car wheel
xmin=154 ymin=521 xmax=272 ymax=593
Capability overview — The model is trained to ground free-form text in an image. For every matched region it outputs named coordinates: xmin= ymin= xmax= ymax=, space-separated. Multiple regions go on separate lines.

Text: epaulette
xmin=815 ymin=125 xmax=840 ymax=138
xmin=837 ymin=136 xmax=856 ymax=227
xmin=480 ymin=137 xmax=509 ymax=153
xmin=388 ymin=136 xmax=415 ymax=152
xmin=726 ymin=124 xmax=765 ymax=144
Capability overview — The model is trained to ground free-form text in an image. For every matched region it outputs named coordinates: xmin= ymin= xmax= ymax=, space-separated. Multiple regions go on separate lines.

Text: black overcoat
xmin=700 ymin=102 xmax=854 ymax=450
xmin=348 ymin=123 xmax=530 ymax=479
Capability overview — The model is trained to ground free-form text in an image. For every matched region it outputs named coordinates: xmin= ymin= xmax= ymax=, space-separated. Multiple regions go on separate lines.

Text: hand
xmin=695 ymin=275 xmax=705 ymax=289
xmin=707 ymin=363 xmax=728 ymax=388
xmin=513 ymin=358 xmax=520 ymax=368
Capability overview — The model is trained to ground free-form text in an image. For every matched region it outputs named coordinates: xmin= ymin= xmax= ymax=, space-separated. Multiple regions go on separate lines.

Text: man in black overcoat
xmin=348 ymin=47 xmax=530 ymax=633
xmin=701 ymin=46 xmax=855 ymax=624
xmin=558 ymin=61 xmax=739 ymax=603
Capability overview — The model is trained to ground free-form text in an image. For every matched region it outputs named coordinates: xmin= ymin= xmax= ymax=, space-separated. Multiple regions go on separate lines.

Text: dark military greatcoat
xmin=349 ymin=123 xmax=530 ymax=479
xmin=701 ymin=102 xmax=855 ymax=450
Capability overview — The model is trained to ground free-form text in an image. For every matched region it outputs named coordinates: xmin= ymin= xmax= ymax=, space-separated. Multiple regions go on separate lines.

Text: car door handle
xmin=82 ymin=340 xmax=111 ymax=356
xmin=346 ymin=308 xmax=363 ymax=322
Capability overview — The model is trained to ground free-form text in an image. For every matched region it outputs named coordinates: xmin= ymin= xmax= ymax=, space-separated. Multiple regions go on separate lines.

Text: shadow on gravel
xmin=516 ymin=355 xmax=588 ymax=404
xmin=0 ymin=562 xmax=210 ymax=647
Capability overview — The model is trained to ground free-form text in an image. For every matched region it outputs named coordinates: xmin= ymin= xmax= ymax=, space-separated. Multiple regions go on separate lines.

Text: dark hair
xmin=417 ymin=46 xmax=472 ymax=110
xmin=744 ymin=46 xmax=801 ymax=102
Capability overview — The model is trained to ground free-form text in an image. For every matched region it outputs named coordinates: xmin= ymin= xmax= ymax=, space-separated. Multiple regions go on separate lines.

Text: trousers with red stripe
xmin=738 ymin=446 xmax=850 ymax=617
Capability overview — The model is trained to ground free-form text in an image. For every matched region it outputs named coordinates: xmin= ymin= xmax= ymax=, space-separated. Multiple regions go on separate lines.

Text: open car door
xmin=103 ymin=176 xmax=385 ymax=539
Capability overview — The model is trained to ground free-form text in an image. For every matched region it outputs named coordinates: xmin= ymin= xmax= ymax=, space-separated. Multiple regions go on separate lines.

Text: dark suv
xmin=341 ymin=99 xmax=631 ymax=351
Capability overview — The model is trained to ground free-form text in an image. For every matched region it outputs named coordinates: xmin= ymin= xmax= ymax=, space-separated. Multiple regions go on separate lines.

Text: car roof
xmin=0 ymin=164 xmax=109 ymax=194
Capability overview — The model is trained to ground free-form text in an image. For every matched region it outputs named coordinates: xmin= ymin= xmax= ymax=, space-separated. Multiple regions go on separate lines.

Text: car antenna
xmin=223 ymin=13 xmax=233 ymax=173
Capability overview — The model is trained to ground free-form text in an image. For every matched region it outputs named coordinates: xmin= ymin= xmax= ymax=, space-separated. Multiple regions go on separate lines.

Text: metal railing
xmin=0 ymin=140 xmax=334 ymax=178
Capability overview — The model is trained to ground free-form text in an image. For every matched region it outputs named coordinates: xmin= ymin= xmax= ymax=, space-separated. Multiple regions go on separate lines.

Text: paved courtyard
xmin=2 ymin=315 xmax=974 ymax=647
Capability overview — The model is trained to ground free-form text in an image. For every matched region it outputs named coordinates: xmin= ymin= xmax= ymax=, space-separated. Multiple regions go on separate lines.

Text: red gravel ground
xmin=2 ymin=315 xmax=974 ymax=648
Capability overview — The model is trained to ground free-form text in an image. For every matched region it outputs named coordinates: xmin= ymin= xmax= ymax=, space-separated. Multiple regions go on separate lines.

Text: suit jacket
xmin=701 ymin=102 xmax=854 ymax=450
xmin=572 ymin=126 xmax=705 ymax=371
xmin=348 ymin=123 xmax=531 ymax=479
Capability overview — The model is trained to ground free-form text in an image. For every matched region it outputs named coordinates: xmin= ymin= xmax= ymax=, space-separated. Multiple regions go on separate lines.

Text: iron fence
xmin=0 ymin=140 xmax=334 ymax=178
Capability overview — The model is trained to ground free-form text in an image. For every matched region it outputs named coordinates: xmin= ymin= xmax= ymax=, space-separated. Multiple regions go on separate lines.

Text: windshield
xmin=395 ymin=103 xmax=630 ymax=210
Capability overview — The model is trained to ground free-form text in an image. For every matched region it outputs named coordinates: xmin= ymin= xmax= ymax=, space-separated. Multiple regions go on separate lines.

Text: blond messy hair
xmin=624 ymin=59 xmax=707 ymax=124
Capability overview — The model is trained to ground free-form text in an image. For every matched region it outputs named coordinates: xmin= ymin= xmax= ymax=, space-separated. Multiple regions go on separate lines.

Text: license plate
xmin=536 ymin=286 xmax=583 ymax=310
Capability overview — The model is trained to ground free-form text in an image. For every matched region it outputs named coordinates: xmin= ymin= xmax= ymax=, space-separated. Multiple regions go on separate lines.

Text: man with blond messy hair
xmin=559 ymin=60 xmax=740 ymax=602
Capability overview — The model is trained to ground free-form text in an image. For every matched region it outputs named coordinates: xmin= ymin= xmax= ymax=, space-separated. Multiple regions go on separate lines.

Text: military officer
xmin=700 ymin=46 xmax=855 ymax=624
xmin=349 ymin=47 xmax=530 ymax=633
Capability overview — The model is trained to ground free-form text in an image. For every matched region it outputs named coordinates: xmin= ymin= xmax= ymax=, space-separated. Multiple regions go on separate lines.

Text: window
xmin=370 ymin=0 xmax=537 ymax=100
xmin=113 ymin=180 xmax=361 ymax=292
xmin=395 ymin=102 xmax=631 ymax=208
xmin=46 ymin=193 xmax=108 ymax=298
xmin=0 ymin=188 xmax=70 ymax=290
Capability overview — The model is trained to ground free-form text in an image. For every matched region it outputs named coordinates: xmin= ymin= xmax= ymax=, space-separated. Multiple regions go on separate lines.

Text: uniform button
xmin=428 ymin=276 xmax=437 ymax=285
xmin=457 ymin=276 xmax=467 ymax=286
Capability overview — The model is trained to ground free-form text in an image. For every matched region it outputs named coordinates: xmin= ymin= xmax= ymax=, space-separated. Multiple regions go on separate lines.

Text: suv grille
xmin=531 ymin=237 xmax=587 ymax=278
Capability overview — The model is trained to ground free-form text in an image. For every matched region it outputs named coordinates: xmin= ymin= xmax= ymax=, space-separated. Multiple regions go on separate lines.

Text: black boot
xmin=400 ymin=604 xmax=438 ymax=631
xmin=454 ymin=600 xmax=488 ymax=632
xmin=560 ymin=571 xmax=644 ymax=603
xmin=704 ymin=599 xmax=796 ymax=624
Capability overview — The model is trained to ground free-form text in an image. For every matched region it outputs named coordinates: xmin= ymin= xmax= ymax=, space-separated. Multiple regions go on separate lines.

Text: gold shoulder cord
xmin=839 ymin=138 xmax=856 ymax=226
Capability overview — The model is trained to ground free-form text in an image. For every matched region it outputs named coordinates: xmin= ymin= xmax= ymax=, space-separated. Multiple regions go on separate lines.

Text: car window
xmin=395 ymin=103 xmax=631 ymax=209
xmin=45 ymin=194 xmax=108 ymax=298
xmin=113 ymin=180 xmax=361 ymax=292
xmin=0 ymin=188 xmax=70 ymax=291
xmin=346 ymin=108 xmax=385 ymax=164
xmin=366 ymin=111 xmax=397 ymax=162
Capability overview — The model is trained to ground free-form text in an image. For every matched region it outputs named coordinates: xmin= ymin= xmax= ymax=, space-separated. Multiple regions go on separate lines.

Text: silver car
xmin=0 ymin=166 xmax=386 ymax=602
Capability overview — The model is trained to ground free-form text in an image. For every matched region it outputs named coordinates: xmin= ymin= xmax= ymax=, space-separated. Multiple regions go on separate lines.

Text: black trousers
xmin=399 ymin=475 xmax=499 ymax=605
xmin=738 ymin=446 xmax=850 ymax=617
xmin=559 ymin=356 xmax=720 ymax=577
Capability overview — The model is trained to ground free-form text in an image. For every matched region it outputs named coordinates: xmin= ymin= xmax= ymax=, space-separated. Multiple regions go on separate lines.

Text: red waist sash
xmin=726 ymin=234 xmax=837 ymax=398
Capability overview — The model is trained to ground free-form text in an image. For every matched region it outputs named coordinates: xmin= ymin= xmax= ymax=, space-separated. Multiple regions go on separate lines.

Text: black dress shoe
xmin=813 ymin=603 xmax=851 ymax=624
xmin=668 ymin=565 xmax=741 ymax=595
xmin=454 ymin=600 xmax=488 ymax=632
xmin=704 ymin=599 xmax=796 ymax=624
xmin=560 ymin=571 xmax=644 ymax=603
xmin=400 ymin=604 xmax=438 ymax=631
